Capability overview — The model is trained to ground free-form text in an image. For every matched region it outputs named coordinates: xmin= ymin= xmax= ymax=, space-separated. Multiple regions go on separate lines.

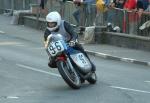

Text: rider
xmin=44 ymin=11 xmax=95 ymax=71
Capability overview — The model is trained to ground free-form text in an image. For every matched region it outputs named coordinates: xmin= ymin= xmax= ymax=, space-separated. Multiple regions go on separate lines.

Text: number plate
xmin=48 ymin=41 xmax=64 ymax=56
xmin=71 ymin=53 xmax=90 ymax=67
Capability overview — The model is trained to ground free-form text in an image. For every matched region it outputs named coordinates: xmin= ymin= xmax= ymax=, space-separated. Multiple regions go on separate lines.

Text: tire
xmin=87 ymin=72 xmax=97 ymax=84
xmin=57 ymin=60 xmax=81 ymax=89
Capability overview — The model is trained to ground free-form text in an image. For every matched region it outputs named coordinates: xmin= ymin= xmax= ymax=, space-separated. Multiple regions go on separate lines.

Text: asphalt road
xmin=0 ymin=28 xmax=150 ymax=103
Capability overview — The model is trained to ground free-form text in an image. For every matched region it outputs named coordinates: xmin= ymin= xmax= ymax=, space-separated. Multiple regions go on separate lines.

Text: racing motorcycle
xmin=46 ymin=34 xmax=97 ymax=89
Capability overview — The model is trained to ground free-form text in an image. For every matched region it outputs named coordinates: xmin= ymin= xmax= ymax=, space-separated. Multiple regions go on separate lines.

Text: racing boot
xmin=48 ymin=61 xmax=56 ymax=68
xmin=48 ymin=57 xmax=57 ymax=68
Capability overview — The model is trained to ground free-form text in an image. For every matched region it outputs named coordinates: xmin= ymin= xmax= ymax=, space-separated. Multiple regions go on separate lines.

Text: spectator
xmin=104 ymin=0 xmax=112 ymax=7
xmin=124 ymin=0 xmax=137 ymax=34
xmin=82 ymin=0 xmax=96 ymax=26
xmin=143 ymin=1 xmax=150 ymax=13
xmin=139 ymin=20 xmax=150 ymax=30
xmin=40 ymin=0 xmax=45 ymax=9
xmin=136 ymin=0 xmax=149 ymax=16
xmin=105 ymin=0 xmax=126 ymax=31
xmin=96 ymin=0 xmax=107 ymax=26
xmin=96 ymin=0 xmax=107 ymax=12
xmin=139 ymin=1 xmax=150 ymax=30
xmin=39 ymin=0 xmax=48 ymax=16
xmin=73 ymin=1 xmax=83 ymax=26
xmin=138 ymin=0 xmax=149 ymax=16
xmin=73 ymin=0 xmax=96 ymax=26
xmin=142 ymin=0 xmax=149 ymax=10
xmin=136 ymin=0 xmax=145 ymax=17
xmin=124 ymin=0 xmax=137 ymax=10
xmin=110 ymin=0 xmax=126 ymax=9
xmin=59 ymin=0 xmax=67 ymax=18
xmin=95 ymin=0 xmax=107 ymax=26
xmin=45 ymin=0 xmax=59 ymax=13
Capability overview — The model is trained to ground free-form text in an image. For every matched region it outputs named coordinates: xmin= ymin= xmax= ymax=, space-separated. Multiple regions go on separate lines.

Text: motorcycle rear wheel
xmin=87 ymin=72 xmax=97 ymax=84
xmin=57 ymin=60 xmax=81 ymax=89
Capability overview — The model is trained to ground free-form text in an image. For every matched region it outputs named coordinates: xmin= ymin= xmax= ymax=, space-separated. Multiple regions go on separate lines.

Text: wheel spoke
xmin=62 ymin=61 xmax=80 ymax=85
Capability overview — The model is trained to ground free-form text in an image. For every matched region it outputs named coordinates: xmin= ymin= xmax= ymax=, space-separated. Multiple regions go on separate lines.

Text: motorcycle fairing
xmin=70 ymin=51 xmax=92 ymax=73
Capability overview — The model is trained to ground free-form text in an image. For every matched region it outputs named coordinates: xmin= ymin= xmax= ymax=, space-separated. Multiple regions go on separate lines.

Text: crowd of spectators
xmin=96 ymin=0 xmax=150 ymax=33
xmin=11 ymin=0 xmax=148 ymax=33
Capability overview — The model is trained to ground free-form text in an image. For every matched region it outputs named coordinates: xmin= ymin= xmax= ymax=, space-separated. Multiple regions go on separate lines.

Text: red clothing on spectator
xmin=124 ymin=0 xmax=139 ymax=24
xmin=124 ymin=0 xmax=137 ymax=10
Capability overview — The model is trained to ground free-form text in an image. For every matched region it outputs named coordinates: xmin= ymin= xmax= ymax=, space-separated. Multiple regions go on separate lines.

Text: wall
xmin=96 ymin=32 xmax=150 ymax=52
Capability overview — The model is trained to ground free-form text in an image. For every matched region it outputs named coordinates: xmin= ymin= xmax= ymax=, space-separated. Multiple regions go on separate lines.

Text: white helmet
xmin=46 ymin=11 xmax=61 ymax=31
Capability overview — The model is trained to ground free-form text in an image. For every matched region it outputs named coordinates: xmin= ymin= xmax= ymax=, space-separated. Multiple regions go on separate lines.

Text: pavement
xmin=0 ymin=14 xmax=150 ymax=67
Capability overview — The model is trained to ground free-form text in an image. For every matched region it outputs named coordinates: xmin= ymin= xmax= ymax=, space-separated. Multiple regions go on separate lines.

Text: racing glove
xmin=69 ymin=39 xmax=78 ymax=47
xmin=69 ymin=40 xmax=76 ymax=47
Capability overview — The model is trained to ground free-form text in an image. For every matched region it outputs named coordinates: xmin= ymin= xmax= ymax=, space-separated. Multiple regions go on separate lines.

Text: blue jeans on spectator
xmin=106 ymin=10 xmax=115 ymax=23
xmin=73 ymin=7 xmax=80 ymax=26
xmin=73 ymin=2 xmax=95 ymax=26
xmin=84 ymin=3 xmax=96 ymax=26
xmin=59 ymin=1 xmax=66 ymax=18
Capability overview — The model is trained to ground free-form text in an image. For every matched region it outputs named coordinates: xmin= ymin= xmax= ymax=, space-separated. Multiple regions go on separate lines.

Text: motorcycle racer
xmin=44 ymin=11 xmax=95 ymax=71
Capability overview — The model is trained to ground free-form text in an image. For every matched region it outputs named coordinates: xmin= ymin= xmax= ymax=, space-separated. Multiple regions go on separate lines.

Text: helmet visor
xmin=47 ymin=22 xmax=57 ymax=28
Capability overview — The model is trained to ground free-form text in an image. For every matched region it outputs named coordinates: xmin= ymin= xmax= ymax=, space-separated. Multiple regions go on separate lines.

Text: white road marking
xmin=16 ymin=64 xmax=61 ymax=78
xmin=110 ymin=86 xmax=150 ymax=94
xmin=0 ymin=42 xmax=22 ymax=46
xmin=16 ymin=63 xmax=150 ymax=94
xmin=0 ymin=30 xmax=5 ymax=34
xmin=145 ymin=81 xmax=150 ymax=83
xmin=121 ymin=58 xmax=135 ymax=63
xmin=14 ymin=44 xmax=26 ymax=47
xmin=32 ymin=47 xmax=45 ymax=50
xmin=96 ymin=52 xmax=108 ymax=58
xmin=6 ymin=96 xmax=19 ymax=99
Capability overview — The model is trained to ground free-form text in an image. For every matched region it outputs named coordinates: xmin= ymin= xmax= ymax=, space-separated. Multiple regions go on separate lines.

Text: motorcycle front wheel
xmin=57 ymin=60 xmax=81 ymax=89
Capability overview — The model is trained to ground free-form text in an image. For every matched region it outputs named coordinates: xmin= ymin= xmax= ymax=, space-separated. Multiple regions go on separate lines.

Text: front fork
xmin=56 ymin=54 xmax=74 ymax=71
xmin=66 ymin=57 xmax=75 ymax=70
